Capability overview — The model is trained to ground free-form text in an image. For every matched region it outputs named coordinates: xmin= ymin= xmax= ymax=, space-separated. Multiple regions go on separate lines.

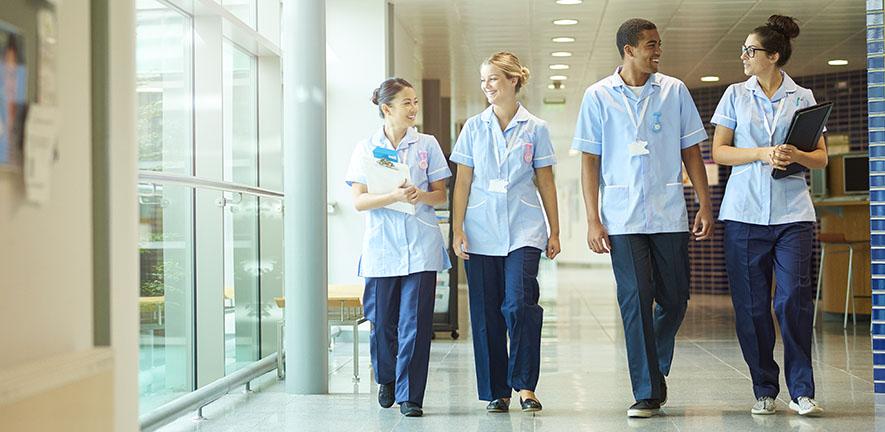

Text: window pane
xmin=138 ymin=183 xmax=195 ymax=412
xmin=223 ymin=43 xmax=258 ymax=186
xmin=223 ymin=0 xmax=257 ymax=29
xmin=136 ymin=0 xmax=193 ymax=174
xmin=259 ymin=197 xmax=284 ymax=357
xmin=224 ymin=195 xmax=260 ymax=374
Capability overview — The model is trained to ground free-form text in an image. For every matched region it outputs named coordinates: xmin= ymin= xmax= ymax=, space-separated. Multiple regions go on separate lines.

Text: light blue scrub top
xmin=345 ymin=127 xmax=453 ymax=278
xmin=450 ymin=104 xmax=557 ymax=256
xmin=571 ymin=68 xmax=707 ymax=235
xmin=711 ymin=72 xmax=819 ymax=225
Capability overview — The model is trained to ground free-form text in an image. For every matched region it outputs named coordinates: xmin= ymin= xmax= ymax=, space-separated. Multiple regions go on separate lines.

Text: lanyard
xmin=620 ymin=90 xmax=651 ymax=139
xmin=756 ymin=96 xmax=787 ymax=145
xmin=492 ymin=123 xmax=524 ymax=173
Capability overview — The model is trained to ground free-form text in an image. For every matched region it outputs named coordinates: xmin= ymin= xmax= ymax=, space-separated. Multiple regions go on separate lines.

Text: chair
xmin=813 ymin=233 xmax=867 ymax=328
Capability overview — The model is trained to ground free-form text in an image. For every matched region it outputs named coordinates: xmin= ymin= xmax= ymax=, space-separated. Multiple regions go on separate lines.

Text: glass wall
xmin=136 ymin=0 xmax=282 ymax=414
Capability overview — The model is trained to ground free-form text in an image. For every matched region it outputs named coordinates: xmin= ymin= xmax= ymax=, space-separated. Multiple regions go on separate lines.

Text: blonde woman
xmin=450 ymin=52 xmax=560 ymax=413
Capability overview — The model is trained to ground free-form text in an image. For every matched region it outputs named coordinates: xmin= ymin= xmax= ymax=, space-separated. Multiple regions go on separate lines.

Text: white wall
xmin=0 ymin=0 xmax=94 ymax=369
xmin=326 ymin=0 xmax=390 ymax=284
xmin=535 ymin=100 xmax=610 ymax=266
xmin=393 ymin=17 xmax=424 ymax=127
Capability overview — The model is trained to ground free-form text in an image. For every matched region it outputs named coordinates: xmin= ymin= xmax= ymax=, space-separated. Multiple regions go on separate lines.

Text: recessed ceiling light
xmin=549 ymin=64 xmax=570 ymax=70
xmin=544 ymin=96 xmax=566 ymax=105
xmin=555 ymin=0 xmax=583 ymax=4
xmin=552 ymin=36 xmax=575 ymax=43
xmin=553 ymin=19 xmax=578 ymax=25
xmin=548 ymin=83 xmax=567 ymax=90
xmin=552 ymin=51 xmax=573 ymax=57
xmin=828 ymin=59 xmax=848 ymax=66
xmin=549 ymin=75 xmax=568 ymax=80
xmin=700 ymin=76 xmax=720 ymax=82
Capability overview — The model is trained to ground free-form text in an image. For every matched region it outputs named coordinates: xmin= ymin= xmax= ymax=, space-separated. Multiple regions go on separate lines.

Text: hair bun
xmin=767 ymin=15 xmax=800 ymax=39
xmin=520 ymin=67 xmax=531 ymax=85
xmin=371 ymin=87 xmax=381 ymax=105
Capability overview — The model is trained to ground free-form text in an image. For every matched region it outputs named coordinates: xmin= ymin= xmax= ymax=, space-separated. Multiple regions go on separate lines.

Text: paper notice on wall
xmin=24 ymin=104 xmax=58 ymax=205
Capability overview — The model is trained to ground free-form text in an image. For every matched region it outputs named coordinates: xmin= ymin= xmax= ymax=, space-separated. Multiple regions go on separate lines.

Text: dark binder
xmin=771 ymin=101 xmax=833 ymax=179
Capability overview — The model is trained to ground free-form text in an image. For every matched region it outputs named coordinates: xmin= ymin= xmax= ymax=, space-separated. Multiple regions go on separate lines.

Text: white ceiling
xmin=392 ymin=0 xmax=866 ymax=114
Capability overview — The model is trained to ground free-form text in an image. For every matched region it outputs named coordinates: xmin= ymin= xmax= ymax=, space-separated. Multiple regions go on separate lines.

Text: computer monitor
xmin=843 ymin=154 xmax=869 ymax=194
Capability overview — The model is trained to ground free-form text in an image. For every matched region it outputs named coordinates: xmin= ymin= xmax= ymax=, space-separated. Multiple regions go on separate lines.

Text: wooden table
xmin=274 ymin=284 xmax=367 ymax=382
xmin=813 ymin=197 xmax=870 ymax=317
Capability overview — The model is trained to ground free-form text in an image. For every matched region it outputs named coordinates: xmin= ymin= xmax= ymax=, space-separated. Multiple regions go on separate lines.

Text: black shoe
xmin=486 ymin=398 xmax=510 ymax=413
xmin=520 ymin=397 xmax=543 ymax=412
xmin=400 ymin=402 xmax=423 ymax=417
xmin=627 ymin=399 xmax=661 ymax=418
xmin=378 ymin=383 xmax=394 ymax=408
xmin=660 ymin=376 xmax=668 ymax=407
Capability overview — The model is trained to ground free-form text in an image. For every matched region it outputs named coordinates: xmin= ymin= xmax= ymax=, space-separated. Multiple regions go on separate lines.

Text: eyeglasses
xmin=741 ymin=45 xmax=771 ymax=58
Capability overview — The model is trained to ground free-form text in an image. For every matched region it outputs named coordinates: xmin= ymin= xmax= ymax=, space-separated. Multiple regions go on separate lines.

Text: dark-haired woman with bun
xmin=344 ymin=78 xmax=452 ymax=417
xmin=711 ymin=15 xmax=827 ymax=417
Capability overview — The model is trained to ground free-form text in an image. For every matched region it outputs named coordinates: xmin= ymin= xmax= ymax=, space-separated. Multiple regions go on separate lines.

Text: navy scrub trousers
xmin=609 ymin=232 xmax=690 ymax=401
xmin=465 ymin=246 xmax=544 ymax=401
xmin=724 ymin=221 xmax=815 ymax=401
xmin=363 ymin=271 xmax=437 ymax=406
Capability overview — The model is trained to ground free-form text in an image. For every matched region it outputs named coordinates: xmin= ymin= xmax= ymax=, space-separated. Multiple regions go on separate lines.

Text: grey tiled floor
xmin=158 ymin=265 xmax=883 ymax=431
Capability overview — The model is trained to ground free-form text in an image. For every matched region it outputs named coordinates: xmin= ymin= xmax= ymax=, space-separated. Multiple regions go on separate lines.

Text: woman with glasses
xmin=710 ymin=15 xmax=827 ymax=417
xmin=345 ymin=78 xmax=452 ymax=417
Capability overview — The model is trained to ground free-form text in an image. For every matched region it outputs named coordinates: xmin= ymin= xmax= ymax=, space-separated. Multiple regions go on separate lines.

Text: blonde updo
xmin=483 ymin=52 xmax=530 ymax=92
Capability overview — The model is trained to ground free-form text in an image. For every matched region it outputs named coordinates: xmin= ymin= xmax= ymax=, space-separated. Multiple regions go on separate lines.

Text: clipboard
xmin=771 ymin=101 xmax=832 ymax=179
xmin=361 ymin=156 xmax=415 ymax=214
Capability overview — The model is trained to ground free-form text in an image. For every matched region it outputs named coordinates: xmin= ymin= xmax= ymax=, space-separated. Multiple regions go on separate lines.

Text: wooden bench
xmin=274 ymin=284 xmax=367 ymax=382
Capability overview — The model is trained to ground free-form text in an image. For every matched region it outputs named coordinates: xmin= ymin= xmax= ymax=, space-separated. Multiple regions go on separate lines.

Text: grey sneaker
xmin=751 ymin=396 xmax=776 ymax=415
xmin=627 ymin=399 xmax=661 ymax=418
xmin=789 ymin=397 xmax=823 ymax=416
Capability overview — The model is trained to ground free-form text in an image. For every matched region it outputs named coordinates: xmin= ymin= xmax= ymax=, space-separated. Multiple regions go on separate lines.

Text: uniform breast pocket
xmin=601 ymin=185 xmax=628 ymax=224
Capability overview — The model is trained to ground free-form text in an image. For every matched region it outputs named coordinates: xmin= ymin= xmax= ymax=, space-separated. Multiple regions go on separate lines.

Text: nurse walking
xmin=572 ymin=18 xmax=713 ymax=418
xmin=345 ymin=78 xmax=452 ymax=417
xmin=450 ymin=52 xmax=560 ymax=413
xmin=711 ymin=15 xmax=827 ymax=417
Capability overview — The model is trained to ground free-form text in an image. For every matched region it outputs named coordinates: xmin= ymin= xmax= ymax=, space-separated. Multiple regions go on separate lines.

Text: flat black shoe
xmin=378 ymin=383 xmax=394 ymax=408
xmin=486 ymin=398 xmax=510 ymax=413
xmin=400 ymin=402 xmax=423 ymax=417
xmin=520 ymin=397 xmax=542 ymax=412
xmin=627 ymin=399 xmax=661 ymax=418
xmin=660 ymin=376 xmax=668 ymax=406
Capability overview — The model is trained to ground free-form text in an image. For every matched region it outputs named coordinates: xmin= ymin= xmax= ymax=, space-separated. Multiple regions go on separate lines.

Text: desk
xmin=274 ymin=284 xmax=367 ymax=382
xmin=813 ymin=196 xmax=870 ymax=316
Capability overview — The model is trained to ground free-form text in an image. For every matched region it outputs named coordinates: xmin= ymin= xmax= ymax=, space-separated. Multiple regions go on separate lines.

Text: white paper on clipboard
xmin=362 ymin=156 xmax=415 ymax=215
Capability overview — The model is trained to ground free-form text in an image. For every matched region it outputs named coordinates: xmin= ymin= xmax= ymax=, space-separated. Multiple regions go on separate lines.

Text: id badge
xmin=372 ymin=146 xmax=399 ymax=162
xmin=489 ymin=179 xmax=509 ymax=193
xmin=628 ymin=140 xmax=650 ymax=156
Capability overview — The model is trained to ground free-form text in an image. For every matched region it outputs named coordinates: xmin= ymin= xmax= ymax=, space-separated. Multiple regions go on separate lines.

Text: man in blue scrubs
xmin=572 ymin=18 xmax=714 ymax=418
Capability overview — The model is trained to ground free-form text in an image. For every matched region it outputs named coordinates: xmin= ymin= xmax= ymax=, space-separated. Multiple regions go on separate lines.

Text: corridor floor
xmin=159 ymin=265 xmax=881 ymax=431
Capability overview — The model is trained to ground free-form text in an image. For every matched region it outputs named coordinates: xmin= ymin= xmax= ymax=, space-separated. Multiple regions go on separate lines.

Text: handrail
xmin=138 ymin=170 xmax=284 ymax=199
xmin=139 ymin=352 xmax=280 ymax=432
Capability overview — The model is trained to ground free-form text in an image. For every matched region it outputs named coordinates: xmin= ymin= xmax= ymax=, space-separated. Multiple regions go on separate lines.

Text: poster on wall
xmin=0 ymin=21 xmax=27 ymax=170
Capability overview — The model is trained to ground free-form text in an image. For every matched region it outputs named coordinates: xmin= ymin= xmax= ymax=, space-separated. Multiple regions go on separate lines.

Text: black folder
xmin=771 ymin=101 xmax=833 ymax=179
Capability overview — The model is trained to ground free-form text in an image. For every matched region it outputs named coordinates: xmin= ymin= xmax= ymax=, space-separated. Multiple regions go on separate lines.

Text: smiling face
xmin=480 ymin=63 xmax=519 ymax=106
xmin=624 ymin=29 xmax=662 ymax=74
xmin=381 ymin=86 xmax=419 ymax=128
xmin=741 ymin=33 xmax=779 ymax=77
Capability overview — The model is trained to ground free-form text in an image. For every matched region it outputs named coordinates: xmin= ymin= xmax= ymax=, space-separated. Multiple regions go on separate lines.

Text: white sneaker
xmin=751 ymin=396 xmax=776 ymax=415
xmin=789 ymin=397 xmax=823 ymax=416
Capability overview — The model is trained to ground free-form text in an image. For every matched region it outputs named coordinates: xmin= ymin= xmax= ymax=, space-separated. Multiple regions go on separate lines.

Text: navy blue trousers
xmin=609 ymin=233 xmax=690 ymax=401
xmin=363 ymin=271 xmax=436 ymax=405
xmin=465 ymin=246 xmax=543 ymax=401
xmin=724 ymin=221 xmax=815 ymax=400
